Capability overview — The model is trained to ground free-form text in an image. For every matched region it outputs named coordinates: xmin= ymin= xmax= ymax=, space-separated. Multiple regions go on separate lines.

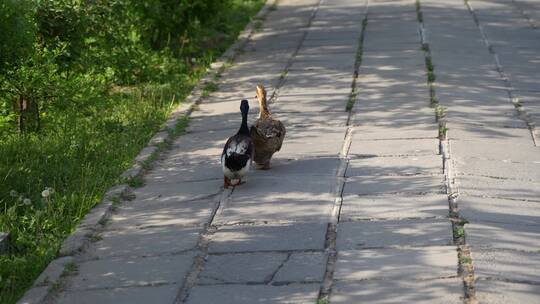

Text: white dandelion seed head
xmin=23 ymin=198 xmax=31 ymax=205
xmin=41 ymin=189 xmax=50 ymax=198
xmin=10 ymin=190 xmax=18 ymax=197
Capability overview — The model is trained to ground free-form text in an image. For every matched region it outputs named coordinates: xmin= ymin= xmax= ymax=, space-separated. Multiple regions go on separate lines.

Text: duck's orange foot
xmin=224 ymin=176 xmax=232 ymax=189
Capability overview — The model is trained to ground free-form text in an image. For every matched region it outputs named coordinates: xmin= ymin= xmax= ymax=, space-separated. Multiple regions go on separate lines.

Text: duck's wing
xmin=223 ymin=134 xmax=253 ymax=171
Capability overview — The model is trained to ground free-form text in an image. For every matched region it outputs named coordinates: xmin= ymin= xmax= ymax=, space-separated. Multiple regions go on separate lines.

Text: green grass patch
xmin=459 ymin=256 xmax=472 ymax=264
xmin=454 ymin=227 xmax=465 ymax=238
xmin=0 ymin=1 xmax=265 ymax=303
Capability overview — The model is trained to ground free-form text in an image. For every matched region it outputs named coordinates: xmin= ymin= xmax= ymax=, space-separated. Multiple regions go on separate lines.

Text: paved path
xmin=32 ymin=0 xmax=540 ymax=303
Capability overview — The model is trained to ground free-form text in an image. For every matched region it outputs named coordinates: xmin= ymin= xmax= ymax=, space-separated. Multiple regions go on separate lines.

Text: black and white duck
xmin=221 ymin=99 xmax=253 ymax=188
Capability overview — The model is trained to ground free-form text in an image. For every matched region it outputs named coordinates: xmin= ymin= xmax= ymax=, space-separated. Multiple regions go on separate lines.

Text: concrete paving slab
xmin=473 ymin=249 xmax=540 ymax=282
xmin=340 ymin=194 xmax=450 ymax=220
xmin=253 ymin=157 xmax=340 ymax=177
xmin=347 ymin=155 xmax=442 ymax=176
xmin=207 ymin=223 xmax=327 ymax=253
xmin=86 ymin=226 xmax=201 ymax=258
xmin=349 ymin=138 xmax=439 ymax=157
xmin=450 ymin=140 xmax=540 ymax=162
xmin=465 ymin=222 xmax=540 ymax=252
xmin=344 ymin=175 xmax=445 ymax=196
xmin=274 ymin=252 xmax=328 ymax=283
xmin=330 ymin=278 xmax=463 ymax=304
xmin=458 ymin=175 xmax=540 ymax=202
xmin=199 ymin=252 xmax=288 ymax=284
xmin=455 ymin=157 xmax=540 ymax=181
xmin=185 ymin=284 xmax=320 ymax=304
xmin=296 ymin=43 xmax=359 ymax=55
xmin=277 ymin=126 xmax=346 ymax=158
xmin=56 ymin=285 xmax=179 ymax=304
xmin=351 ymin=124 xmax=437 ymax=140
xmin=67 ymin=252 xmax=196 ymax=290
xmin=108 ymin=198 xmax=215 ymax=230
xmin=130 ymin=179 xmax=222 ymax=205
xmin=475 ymin=279 xmax=540 ymax=304
xmin=288 ymin=59 xmax=356 ymax=73
xmin=273 ymin=93 xmax=350 ymax=113
xmin=337 ymin=219 xmax=453 ymax=249
xmin=217 ymin=175 xmax=336 ymax=223
xmin=271 ymin=110 xmax=362 ymax=127
xmin=144 ymin=160 xmax=221 ymax=184
xmin=448 ymin=124 xmax=533 ymax=142
xmin=459 ymin=196 xmax=540 ymax=225
xmin=334 ymin=246 xmax=458 ymax=281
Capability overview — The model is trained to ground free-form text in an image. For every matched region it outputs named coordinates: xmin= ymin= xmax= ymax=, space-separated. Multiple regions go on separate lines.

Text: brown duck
xmin=250 ymin=85 xmax=286 ymax=169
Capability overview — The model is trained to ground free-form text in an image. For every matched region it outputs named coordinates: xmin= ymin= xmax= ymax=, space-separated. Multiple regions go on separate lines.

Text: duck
xmin=221 ymin=99 xmax=254 ymax=188
xmin=250 ymin=84 xmax=286 ymax=169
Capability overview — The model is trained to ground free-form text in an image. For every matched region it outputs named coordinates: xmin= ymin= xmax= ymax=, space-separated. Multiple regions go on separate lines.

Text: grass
xmin=454 ymin=227 xmax=466 ymax=238
xmin=0 ymin=1 xmax=265 ymax=302
xmin=459 ymin=256 xmax=472 ymax=264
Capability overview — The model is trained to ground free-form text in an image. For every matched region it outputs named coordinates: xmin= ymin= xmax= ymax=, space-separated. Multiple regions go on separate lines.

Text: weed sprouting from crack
xmin=435 ymin=105 xmax=446 ymax=121
xmin=126 ymin=175 xmax=144 ymax=188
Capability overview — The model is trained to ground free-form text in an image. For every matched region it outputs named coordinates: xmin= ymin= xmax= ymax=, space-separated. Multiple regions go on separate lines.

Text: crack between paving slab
xmin=477 ymin=276 xmax=540 ymax=286
xmin=267 ymin=252 xmax=291 ymax=284
xmin=349 ymin=153 xmax=439 ymax=158
xmin=473 ymin=246 xmax=540 ymax=254
xmin=64 ymin=281 xmax=176 ymax=293
xmin=332 ymin=275 xmax=461 ymax=284
xmin=214 ymin=218 xmax=334 ymax=227
xmin=207 ymin=248 xmax=324 ymax=256
xmin=195 ymin=281 xmax=320 ymax=287
xmin=77 ymin=248 xmax=198 ymax=263
xmin=456 ymin=172 xmax=540 ymax=183
xmin=355 ymin=190 xmax=446 ymax=197
xmin=466 ymin=0 xmax=540 ymax=148
xmin=340 ymin=215 xmax=448 ymax=222
xmin=459 ymin=193 xmax=540 ymax=204
xmin=267 ymin=0 xmax=324 ymax=105
xmin=318 ymin=2 xmax=369 ymax=302
xmin=174 ymin=188 xmax=233 ymax=303
xmin=416 ymin=1 xmax=477 ymax=303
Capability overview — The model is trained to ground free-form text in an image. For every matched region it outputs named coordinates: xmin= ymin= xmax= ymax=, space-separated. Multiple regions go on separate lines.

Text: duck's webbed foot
xmin=224 ymin=176 xmax=232 ymax=189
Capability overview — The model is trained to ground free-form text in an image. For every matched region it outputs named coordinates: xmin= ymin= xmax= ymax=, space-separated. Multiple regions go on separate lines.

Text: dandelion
xmin=23 ymin=198 xmax=31 ymax=206
xmin=41 ymin=189 xmax=50 ymax=198
xmin=10 ymin=190 xmax=18 ymax=197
